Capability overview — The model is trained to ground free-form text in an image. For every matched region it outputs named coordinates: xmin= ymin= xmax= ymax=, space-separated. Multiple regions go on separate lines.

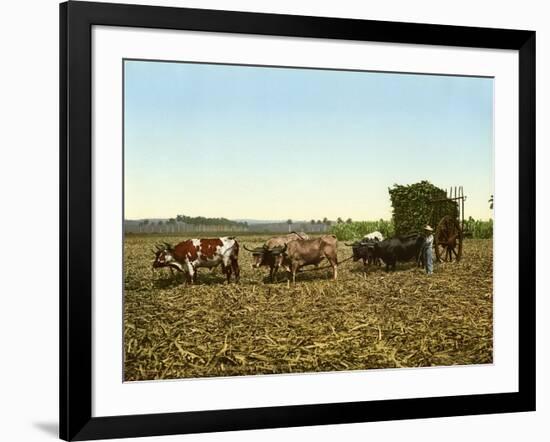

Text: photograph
xmin=123 ymin=59 xmax=494 ymax=381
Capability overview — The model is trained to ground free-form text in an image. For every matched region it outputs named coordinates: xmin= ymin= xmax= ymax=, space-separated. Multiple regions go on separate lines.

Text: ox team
xmin=152 ymin=229 xmax=432 ymax=284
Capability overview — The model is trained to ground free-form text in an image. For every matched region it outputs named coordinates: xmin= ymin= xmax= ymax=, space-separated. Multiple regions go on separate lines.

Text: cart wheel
xmin=434 ymin=215 xmax=463 ymax=262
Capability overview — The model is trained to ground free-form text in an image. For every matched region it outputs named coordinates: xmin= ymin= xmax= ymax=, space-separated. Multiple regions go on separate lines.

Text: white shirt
xmin=425 ymin=234 xmax=434 ymax=248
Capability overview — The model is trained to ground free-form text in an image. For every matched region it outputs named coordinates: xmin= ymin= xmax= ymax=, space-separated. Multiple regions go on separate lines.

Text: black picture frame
xmin=60 ymin=1 xmax=536 ymax=440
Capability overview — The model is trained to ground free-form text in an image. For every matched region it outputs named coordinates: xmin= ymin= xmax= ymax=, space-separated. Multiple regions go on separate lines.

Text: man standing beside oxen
xmin=422 ymin=225 xmax=434 ymax=275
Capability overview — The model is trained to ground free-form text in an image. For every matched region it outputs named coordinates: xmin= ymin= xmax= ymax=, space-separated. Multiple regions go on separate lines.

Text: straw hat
xmin=423 ymin=225 xmax=433 ymax=232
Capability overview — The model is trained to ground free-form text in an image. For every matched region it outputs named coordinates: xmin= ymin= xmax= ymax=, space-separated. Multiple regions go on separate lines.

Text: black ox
xmin=373 ymin=234 xmax=425 ymax=271
xmin=347 ymin=239 xmax=382 ymax=273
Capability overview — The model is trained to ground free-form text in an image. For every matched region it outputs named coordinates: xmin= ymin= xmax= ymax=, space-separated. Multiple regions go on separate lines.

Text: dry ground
xmin=124 ymin=235 xmax=493 ymax=381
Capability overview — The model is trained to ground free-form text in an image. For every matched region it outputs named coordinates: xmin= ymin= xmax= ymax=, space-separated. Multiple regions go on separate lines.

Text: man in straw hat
xmin=422 ymin=225 xmax=434 ymax=275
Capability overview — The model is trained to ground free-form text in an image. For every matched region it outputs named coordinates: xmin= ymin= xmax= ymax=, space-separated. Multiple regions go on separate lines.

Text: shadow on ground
xmin=33 ymin=422 xmax=58 ymax=438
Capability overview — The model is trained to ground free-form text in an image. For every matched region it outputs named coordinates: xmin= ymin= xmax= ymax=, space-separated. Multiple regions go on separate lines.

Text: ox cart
xmin=346 ymin=185 xmax=468 ymax=269
xmin=429 ymin=186 xmax=467 ymax=262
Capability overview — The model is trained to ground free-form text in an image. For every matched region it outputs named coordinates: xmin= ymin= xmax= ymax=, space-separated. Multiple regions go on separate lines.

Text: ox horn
xmin=270 ymin=244 xmax=287 ymax=255
xmin=243 ymin=244 xmax=266 ymax=253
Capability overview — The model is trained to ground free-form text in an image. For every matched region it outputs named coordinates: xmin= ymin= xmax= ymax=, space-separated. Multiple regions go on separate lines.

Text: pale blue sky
xmin=124 ymin=60 xmax=493 ymax=221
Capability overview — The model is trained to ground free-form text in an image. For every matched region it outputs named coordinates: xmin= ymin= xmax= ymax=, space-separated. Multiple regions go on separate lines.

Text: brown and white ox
xmin=277 ymin=235 xmax=338 ymax=283
xmin=153 ymin=237 xmax=240 ymax=284
xmin=243 ymin=232 xmax=309 ymax=282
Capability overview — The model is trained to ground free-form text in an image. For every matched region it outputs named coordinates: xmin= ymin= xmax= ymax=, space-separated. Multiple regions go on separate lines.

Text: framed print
xmin=60 ymin=1 xmax=536 ymax=440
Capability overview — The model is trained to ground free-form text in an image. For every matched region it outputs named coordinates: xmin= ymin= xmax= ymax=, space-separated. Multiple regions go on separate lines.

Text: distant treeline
xmin=125 ymin=215 xmax=493 ymax=239
xmin=125 ymin=214 xmax=248 ymax=233
xmin=174 ymin=214 xmax=248 ymax=227
xmin=126 ymin=215 xmax=340 ymax=234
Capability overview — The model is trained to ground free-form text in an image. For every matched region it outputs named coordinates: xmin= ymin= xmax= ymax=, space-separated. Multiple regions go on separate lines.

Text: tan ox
xmin=244 ymin=231 xmax=309 ymax=282
xmin=279 ymin=235 xmax=338 ymax=283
